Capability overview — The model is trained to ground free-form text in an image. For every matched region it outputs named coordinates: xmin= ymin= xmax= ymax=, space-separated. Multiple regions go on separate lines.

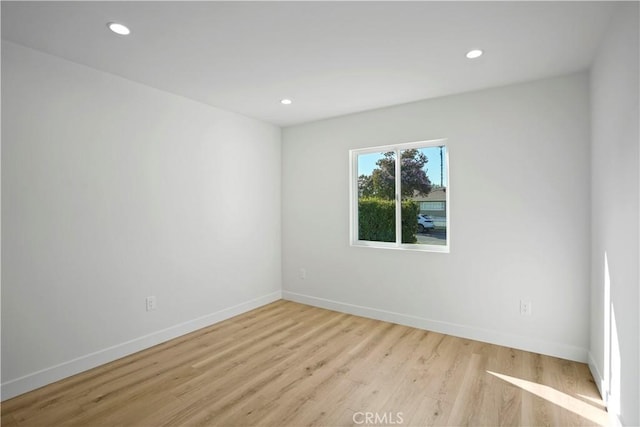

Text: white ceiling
xmin=2 ymin=1 xmax=615 ymax=127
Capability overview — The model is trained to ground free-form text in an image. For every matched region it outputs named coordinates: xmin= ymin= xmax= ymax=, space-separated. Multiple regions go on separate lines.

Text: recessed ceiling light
xmin=466 ymin=49 xmax=483 ymax=59
xmin=280 ymin=99 xmax=292 ymax=105
xmin=108 ymin=22 xmax=131 ymax=36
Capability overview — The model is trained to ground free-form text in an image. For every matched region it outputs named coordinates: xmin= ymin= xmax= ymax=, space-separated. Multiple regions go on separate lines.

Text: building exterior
xmin=413 ymin=186 xmax=447 ymax=227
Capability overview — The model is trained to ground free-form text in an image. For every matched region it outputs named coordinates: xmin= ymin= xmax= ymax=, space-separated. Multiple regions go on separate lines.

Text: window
xmin=350 ymin=139 xmax=449 ymax=252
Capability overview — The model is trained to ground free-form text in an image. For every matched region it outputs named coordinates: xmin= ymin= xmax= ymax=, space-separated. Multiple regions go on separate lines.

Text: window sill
xmin=351 ymin=241 xmax=450 ymax=253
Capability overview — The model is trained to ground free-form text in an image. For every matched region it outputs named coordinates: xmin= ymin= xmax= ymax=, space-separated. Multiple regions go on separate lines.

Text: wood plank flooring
xmin=2 ymin=300 xmax=608 ymax=426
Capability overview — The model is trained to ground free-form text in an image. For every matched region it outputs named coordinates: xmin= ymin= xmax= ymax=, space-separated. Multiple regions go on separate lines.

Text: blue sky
xmin=357 ymin=146 xmax=447 ymax=187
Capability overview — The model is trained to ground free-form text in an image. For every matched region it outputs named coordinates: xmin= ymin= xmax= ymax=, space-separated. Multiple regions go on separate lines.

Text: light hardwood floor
xmin=2 ymin=300 xmax=608 ymax=426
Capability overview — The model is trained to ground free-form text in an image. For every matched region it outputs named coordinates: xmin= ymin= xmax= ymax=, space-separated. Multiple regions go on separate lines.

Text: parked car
xmin=417 ymin=214 xmax=435 ymax=233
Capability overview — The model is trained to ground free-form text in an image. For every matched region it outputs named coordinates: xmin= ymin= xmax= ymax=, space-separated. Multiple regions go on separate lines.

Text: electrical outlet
xmin=146 ymin=296 xmax=157 ymax=311
xmin=520 ymin=300 xmax=532 ymax=316
xmin=300 ymin=268 xmax=307 ymax=280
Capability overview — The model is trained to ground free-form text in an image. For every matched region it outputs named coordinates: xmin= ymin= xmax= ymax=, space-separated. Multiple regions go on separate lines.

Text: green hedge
xmin=358 ymin=198 xmax=418 ymax=243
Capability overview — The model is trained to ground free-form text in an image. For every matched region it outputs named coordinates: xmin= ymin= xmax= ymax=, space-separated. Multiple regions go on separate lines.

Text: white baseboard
xmin=1 ymin=291 xmax=282 ymax=401
xmin=283 ymin=291 xmax=588 ymax=363
xmin=588 ymin=352 xmax=624 ymax=427
xmin=588 ymin=351 xmax=607 ymax=403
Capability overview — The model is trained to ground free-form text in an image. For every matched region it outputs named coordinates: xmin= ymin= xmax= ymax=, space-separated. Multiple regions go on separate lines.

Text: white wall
xmin=589 ymin=3 xmax=639 ymax=426
xmin=1 ymin=41 xmax=282 ymax=399
xmin=283 ymin=72 xmax=591 ymax=362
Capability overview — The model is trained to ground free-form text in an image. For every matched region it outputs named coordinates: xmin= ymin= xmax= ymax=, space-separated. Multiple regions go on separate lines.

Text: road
xmin=416 ymin=229 xmax=447 ymax=245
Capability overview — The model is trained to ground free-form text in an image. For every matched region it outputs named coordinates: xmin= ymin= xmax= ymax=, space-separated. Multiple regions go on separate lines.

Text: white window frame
xmin=349 ymin=139 xmax=450 ymax=253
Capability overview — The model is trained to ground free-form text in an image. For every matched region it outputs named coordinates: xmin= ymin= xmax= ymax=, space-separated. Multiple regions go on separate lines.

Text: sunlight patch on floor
xmin=487 ymin=371 xmax=609 ymax=426
xmin=577 ymin=393 xmax=607 ymax=409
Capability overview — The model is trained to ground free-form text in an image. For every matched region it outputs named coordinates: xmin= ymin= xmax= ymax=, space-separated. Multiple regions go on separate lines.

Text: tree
xmin=358 ymin=149 xmax=432 ymax=200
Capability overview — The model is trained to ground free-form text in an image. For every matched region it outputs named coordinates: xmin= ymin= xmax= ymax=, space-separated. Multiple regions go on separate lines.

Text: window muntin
xmin=350 ymin=140 xmax=449 ymax=252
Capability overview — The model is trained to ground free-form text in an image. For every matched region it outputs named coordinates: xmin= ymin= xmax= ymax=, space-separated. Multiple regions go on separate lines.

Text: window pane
xmin=401 ymin=146 xmax=447 ymax=246
xmin=357 ymin=151 xmax=396 ymax=242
